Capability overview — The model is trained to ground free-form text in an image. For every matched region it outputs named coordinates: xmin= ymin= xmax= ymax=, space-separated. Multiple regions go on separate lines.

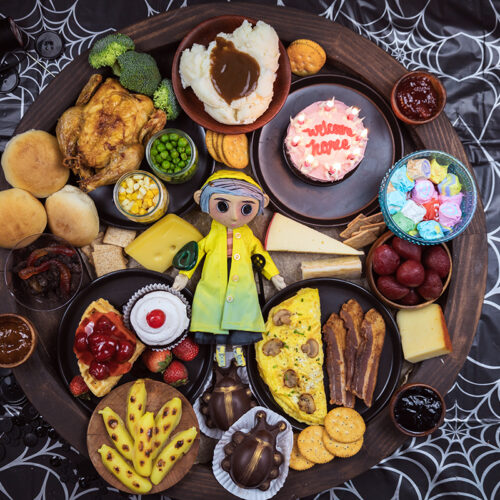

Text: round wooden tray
xmin=1 ymin=3 xmax=487 ymax=499
xmin=87 ymin=379 xmax=200 ymax=494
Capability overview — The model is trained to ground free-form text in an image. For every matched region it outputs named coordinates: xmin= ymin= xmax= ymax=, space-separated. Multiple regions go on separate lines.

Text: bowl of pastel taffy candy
xmin=378 ymin=150 xmax=478 ymax=245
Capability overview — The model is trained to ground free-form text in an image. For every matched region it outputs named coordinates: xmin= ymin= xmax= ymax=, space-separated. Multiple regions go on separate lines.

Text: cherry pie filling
xmin=73 ymin=311 xmax=136 ymax=380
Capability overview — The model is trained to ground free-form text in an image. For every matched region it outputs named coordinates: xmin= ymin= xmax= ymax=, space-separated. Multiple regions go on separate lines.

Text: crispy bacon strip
xmin=340 ymin=299 xmax=364 ymax=392
xmin=323 ymin=313 xmax=355 ymax=408
xmin=351 ymin=308 xmax=386 ymax=407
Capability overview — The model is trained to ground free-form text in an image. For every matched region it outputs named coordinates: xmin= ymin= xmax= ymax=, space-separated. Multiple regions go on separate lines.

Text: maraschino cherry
xmin=146 ymin=309 xmax=166 ymax=328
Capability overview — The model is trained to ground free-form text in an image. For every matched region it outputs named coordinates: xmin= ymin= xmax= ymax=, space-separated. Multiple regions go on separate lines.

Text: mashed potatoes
xmin=179 ymin=20 xmax=279 ymax=124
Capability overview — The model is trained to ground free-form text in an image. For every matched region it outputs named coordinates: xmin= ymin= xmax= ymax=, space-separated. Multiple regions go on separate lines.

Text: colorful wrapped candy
xmin=439 ymin=201 xmax=462 ymax=229
xmin=406 ymin=158 xmax=431 ymax=180
xmin=429 ymin=159 xmax=448 ymax=184
xmin=387 ymin=190 xmax=407 ymax=215
xmin=438 ymin=192 xmax=463 ymax=207
xmin=392 ymin=211 xmax=416 ymax=233
xmin=411 ymin=179 xmax=436 ymax=204
xmin=401 ymin=200 xmax=426 ymax=224
xmin=438 ymin=173 xmax=462 ymax=196
xmin=391 ymin=166 xmax=415 ymax=193
xmin=417 ymin=220 xmax=444 ymax=241
xmin=422 ymin=197 xmax=440 ymax=221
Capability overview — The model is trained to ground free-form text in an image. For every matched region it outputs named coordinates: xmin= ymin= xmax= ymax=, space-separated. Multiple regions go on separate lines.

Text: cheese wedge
xmin=265 ymin=213 xmax=363 ymax=256
xmin=125 ymin=214 xmax=202 ymax=272
xmin=396 ymin=304 xmax=452 ymax=363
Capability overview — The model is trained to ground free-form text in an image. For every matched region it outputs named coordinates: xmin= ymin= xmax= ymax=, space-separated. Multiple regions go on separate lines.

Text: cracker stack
xmin=340 ymin=212 xmax=386 ymax=249
xmin=290 ymin=407 xmax=366 ymax=470
xmin=205 ymin=130 xmax=249 ymax=169
xmin=80 ymin=227 xmax=137 ymax=277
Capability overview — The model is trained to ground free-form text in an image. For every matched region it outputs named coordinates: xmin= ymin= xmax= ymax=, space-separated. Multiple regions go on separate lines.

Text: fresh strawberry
xmin=163 ymin=360 xmax=188 ymax=387
xmin=172 ymin=337 xmax=199 ymax=362
xmin=142 ymin=348 xmax=172 ymax=373
xmin=69 ymin=375 xmax=89 ymax=398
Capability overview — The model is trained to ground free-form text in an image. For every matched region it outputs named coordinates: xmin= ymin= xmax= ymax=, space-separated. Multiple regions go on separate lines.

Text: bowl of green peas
xmin=146 ymin=129 xmax=199 ymax=184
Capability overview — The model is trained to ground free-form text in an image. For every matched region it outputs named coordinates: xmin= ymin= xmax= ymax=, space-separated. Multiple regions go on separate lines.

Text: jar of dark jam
xmin=391 ymin=71 xmax=446 ymax=124
xmin=390 ymin=383 xmax=445 ymax=436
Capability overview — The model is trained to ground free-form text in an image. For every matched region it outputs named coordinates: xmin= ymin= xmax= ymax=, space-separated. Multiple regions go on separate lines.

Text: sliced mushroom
xmin=262 ymin=339 xmax=284 ymax=356
xmin=301 ymin=338 xmax=319 ymax=358
xmin=298 ymin=394 xmax=316 ymax=414
xmin=283 ymin=369 xmax=298 ymax=388
xmin=272 ymin=309 xmax=291 ymax=326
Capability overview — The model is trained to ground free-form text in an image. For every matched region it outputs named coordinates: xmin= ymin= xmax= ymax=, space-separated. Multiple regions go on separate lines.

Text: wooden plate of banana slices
xmin=87 ymin=378 xmax=200 ymax=494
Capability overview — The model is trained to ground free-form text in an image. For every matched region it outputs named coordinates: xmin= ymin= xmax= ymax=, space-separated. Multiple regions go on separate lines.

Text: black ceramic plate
xmin=245 ymin=278 xmax=402 ymax=430
xmin=57 ymin=268 xmax=213 ymax=413
xmin=250 ymin=74 xmax=404 ymax=226
xmin=87 ymin=112 xmax=215 ymax=230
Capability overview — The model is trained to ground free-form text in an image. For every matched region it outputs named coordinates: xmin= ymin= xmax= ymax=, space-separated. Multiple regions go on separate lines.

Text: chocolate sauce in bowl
xmin=210 ymin=37 xmax=260 ymax=104
xmin=0 ymin=317 xmax=32 ymax=365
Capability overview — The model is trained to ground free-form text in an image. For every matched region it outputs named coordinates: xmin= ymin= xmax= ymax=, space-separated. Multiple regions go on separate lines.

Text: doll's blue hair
xmin=199 ymin=178 xmax=265 ymax=215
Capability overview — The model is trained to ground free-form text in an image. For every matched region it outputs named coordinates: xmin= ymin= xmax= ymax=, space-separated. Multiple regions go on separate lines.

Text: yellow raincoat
xmin=180 ymin=220 xmax=279 ymax=335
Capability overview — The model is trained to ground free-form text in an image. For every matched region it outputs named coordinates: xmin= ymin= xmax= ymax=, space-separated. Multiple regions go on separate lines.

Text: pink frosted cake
xmin=284 ymin=98 xmax=369 ymax=182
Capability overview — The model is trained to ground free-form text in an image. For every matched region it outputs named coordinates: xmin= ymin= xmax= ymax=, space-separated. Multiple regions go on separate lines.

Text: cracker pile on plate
xmin=205 ymin=130 xmax=249 ymax=169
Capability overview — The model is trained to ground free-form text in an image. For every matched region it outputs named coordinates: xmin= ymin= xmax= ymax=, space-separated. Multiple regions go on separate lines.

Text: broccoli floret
xmin=153 ymin=78 xmax=181 ymax=120
xmin=113 ymin=51 xmax=161 ymax=96
xmin=88 ymin=33 xmax=134 ymax=69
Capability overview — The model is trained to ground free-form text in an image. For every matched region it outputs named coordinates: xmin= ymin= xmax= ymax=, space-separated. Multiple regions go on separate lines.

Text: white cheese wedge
xmin=396 ymin=304 xmax=452 ymax=363
xmin=264 ymin=213 xmax=363 ymax=255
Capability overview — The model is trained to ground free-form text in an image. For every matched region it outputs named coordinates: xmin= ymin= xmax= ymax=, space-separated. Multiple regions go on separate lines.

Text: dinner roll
xmin=45 ymin=185 xmax=99 ymax=247
xmin=2 ymin=130 xmax=69 ymax=198
xmin=0 ymin=188 xmax=47 ymax=248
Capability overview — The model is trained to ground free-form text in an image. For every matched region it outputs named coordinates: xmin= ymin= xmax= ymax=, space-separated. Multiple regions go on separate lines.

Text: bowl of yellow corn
xmin=113 ymin=171 xmax=169 ymax=224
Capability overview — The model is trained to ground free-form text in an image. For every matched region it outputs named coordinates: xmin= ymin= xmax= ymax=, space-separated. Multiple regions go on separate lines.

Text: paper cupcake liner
xmin=212 ymin=406 xmax=293 ymax=500
xmin=194 ymin=361 xmax=250 ymax=440
xmin=123 ymin=283 xmax=191 ymax=351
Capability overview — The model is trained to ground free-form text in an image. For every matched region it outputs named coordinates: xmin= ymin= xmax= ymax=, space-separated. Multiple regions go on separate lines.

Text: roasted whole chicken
xmin=56 ymin=74 xmax=166 ymax=192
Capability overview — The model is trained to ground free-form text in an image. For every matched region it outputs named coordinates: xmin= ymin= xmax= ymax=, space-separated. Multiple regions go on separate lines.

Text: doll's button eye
xmin=217 ymin=201 xmax=229 ymax=213
xmin=241 ymin=204 xmax=253 ymax=216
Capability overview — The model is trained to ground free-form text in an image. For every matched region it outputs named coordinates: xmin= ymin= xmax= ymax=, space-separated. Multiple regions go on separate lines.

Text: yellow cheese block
xmin=396 ymin=304 xmax=452 ymax=363
xmin=265 ymin=213 xmax=363 ymax=256
xmin=125 ymin=214 xmax=202 ymax=272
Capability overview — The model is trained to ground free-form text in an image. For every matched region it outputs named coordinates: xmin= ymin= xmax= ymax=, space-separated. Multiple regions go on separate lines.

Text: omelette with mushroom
xmin=255 ymin=288 xmax=327 ymax=425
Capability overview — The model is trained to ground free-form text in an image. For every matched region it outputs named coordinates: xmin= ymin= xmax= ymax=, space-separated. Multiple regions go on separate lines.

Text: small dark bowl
xmin=172 ymin=15 xmax=291 ymax=134
xmin=389 ymin=382 xmax=446 ymax=437
xmin=0 ymin=314 xmax=37 ymax=368
xmin=390 ymin=71 xmax=446 ymax=125
xmin=366 ymin=230 xmax=452 ymax=310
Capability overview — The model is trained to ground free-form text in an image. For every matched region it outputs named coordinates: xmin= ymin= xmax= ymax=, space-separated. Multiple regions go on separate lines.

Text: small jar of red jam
xmin=390 ymin=382 xmax=445 ymax=437
xmin=0 ymin=314 xmax=36 ymax=368
xmin=391 ymin=71 xmax=446 ymax=124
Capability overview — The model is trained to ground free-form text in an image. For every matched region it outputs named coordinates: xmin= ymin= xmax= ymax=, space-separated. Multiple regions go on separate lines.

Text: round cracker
xmin=290 ymin=433 xmax=315 ymax=471
xmin=221 ymin=134 xmax=249 ymax=169
xmin=216 ymin=132 xmax=227 ymax=165
xmin=205 ymin=130 xmax=221 ymax=163
xmin=287 ymin=39 xmax=326 ymax=77
xmin=324 ymin=407 xmax=366 ymax=443
xmin=322 ymin=429 xmax=363 ymax=458
xmin=297 ymin=426 xmax=334 ymax=464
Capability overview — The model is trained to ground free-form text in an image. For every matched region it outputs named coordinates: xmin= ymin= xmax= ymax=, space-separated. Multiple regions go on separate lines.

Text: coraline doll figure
xmin=173 ymin=170 xmax=285 ymax=367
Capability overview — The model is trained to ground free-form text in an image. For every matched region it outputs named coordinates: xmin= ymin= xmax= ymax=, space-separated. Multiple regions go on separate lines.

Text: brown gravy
xmin=0 ymin=316 xmax=32 ymax=365
xmin=210 ymin=37 xmax=260 ymax=104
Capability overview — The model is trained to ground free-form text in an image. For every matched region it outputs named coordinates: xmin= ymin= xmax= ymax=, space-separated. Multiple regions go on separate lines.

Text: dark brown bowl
xmin=389 ymin=382 xmax=446 ymax=437
xmin=172 ymin=15 xmax=291 ymax=134
xmin=0 ymin=314 xmax=37 ymax=368
xmin=366 ymin=230 xmax=452 ymax=310
xmin=390 ymin=71 xmax=446 ymax=125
